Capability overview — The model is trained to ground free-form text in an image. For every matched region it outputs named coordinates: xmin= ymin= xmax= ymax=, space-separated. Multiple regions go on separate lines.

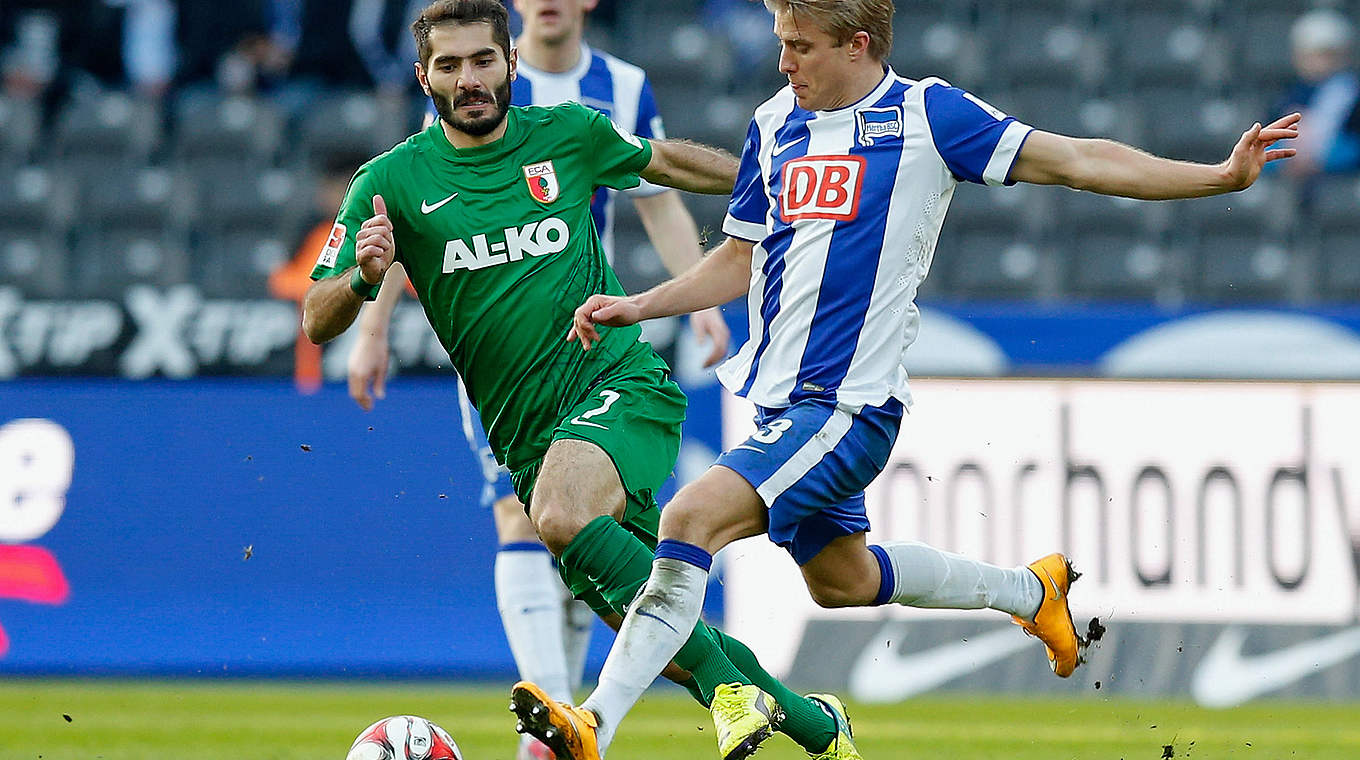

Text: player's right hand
xmin=348 ymin=330 xmax=389 ymax=412
xmin=567 ymin=294 xmax=642 ymax=351
xmin=356 ymin=194 xmax=395 ymax=285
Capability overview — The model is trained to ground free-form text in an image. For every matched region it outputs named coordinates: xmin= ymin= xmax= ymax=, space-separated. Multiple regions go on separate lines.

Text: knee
xmin=658 ymin=495 xmax=713 ymax=546
xmin=806 ymin=579 xmax=864 ymax=609
xmin=530 ymin=500 xmax=587 ymax=556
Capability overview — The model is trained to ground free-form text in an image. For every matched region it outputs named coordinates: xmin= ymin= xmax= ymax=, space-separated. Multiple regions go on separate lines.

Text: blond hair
xmin=763 ymin=0 xmax=895 ymax=61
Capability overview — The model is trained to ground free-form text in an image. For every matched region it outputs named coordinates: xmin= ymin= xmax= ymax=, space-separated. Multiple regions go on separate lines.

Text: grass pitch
xmin=0 ymin=679 xmax=1356 ymax=760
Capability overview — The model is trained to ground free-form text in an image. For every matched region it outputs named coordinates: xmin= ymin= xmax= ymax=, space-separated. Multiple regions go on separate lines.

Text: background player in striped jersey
xmin=345 ymin=3 xmax=728 ymax=758
xmin=520 ymin=0 xmax=1304 ymax=757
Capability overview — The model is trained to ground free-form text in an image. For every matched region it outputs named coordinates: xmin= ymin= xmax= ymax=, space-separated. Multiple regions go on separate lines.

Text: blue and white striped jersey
xmin=511 ymin=43 xmax=668 ymax=261
xmin=719 ymin=69 xmax=1033 ymax=410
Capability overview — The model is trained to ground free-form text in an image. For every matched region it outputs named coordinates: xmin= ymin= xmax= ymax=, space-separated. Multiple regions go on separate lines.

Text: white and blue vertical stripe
xmin=511 ymin=43 xmax=667 ymax=262
xmin=718 ymin=70 xmax=1033 ymax=410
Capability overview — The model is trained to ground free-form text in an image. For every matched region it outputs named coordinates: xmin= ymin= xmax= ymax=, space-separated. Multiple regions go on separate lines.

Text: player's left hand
xmin=1221 ymin=112 xmax=1301 ymax=191
xmin=567 ymin=294 xmax=642 ymax=351
xmin=688 ymin=307 xmax=730 ymax=368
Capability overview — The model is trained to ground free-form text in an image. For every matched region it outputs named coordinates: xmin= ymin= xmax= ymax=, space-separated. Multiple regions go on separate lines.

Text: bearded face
xmin=431 ymin=72 xmax=513 ymax=137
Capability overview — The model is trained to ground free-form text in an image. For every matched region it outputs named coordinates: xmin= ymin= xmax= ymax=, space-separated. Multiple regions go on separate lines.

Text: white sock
xmin=494 ymin=547 xmax=572 ymax=703
xmin=879 ymin=541 xmax=1042 ymax=618
xmin=583 ymin=557 xmax=707 ymax=753
xmin=562 ymin=595 xmax=595 ymax=695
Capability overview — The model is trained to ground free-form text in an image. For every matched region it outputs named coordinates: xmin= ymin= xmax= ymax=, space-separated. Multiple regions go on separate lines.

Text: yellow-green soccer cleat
xmin=509 ymin=681 xmax=600 ymax=760
xmin=710 ymin=683 xmax=785 ymax=760
xmin=805 ymin=693 xmax=862 ymax=760
xmin=1011 ymin=552 xmax=1085 ymax=677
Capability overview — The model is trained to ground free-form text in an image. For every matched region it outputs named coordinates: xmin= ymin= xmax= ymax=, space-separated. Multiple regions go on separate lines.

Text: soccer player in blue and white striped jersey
xmin=524 ymin=0 xmax=1303 ymax=757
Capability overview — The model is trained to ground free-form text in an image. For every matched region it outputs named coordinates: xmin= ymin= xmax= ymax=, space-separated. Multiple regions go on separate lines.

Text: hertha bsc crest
xmin=523 ymin=160 xmax=560 ymax=203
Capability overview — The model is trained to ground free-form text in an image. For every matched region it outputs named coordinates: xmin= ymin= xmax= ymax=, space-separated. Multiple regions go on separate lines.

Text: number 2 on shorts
xmin=569 ymin=390 xmax=621 ymax=430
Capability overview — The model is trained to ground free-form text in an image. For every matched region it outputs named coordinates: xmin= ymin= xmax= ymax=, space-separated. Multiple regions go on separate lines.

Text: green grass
xmin=0 ymin=679 xmax=1356 ymax=760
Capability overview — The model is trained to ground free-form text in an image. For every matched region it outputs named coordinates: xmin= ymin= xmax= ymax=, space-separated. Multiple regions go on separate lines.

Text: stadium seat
xmin=52 ymin=91 xmax=162 ymax=164
xmin=1115 ymin=11 xmax=1224 ymax=90
xmin=71 ymin=229 xmax=190 ymax=299
xmin=1305 ymin=174 xmax=1360 ymax=230
xmin=193 ymin=231 xmax=295 ymax=300
xmin=80 ymin=165 xmax=194 ymax=235
xmin=990 ymin=15 xmax=1099 ymax=89
xmin=890 ymin=15 xmax=980 ymax=85
xmin=1234 ymin=12 xmax=1302 ymax=95
xmin=194 ymin=166 xmax=310 ymax=240
xmin=0 ymin=232 xmax=66 ymax=299
xmin=0 ymin=165 xmax=76 ymax=240
xmin=1192 ymin=233 xmax=1296 ymax=302
xmin=947 ymin=183 xmax=1047 ymax=238
xmin=0 ymin=95 xmax=40 ymax=165
xmin=1318 ymin=229 xmax=1360 ymax=301
xmin=934 ymin=231 xmax=1049 ymax=299
xmin=173 ymin=94 xmax=285 ymax=170
xmin=1061 ymin=231 xmax=1176 ymax=301
xmin=292 ymin=91 xmax=412 ymax=168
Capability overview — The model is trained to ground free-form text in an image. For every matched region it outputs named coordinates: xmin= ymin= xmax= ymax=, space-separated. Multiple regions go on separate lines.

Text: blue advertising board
xmin=0 ymin=378 xmax=721 ymax=678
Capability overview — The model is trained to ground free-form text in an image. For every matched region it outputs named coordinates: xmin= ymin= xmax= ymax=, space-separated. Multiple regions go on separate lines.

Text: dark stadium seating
xmin=5 ymin=0 xmax=1359 ymax=305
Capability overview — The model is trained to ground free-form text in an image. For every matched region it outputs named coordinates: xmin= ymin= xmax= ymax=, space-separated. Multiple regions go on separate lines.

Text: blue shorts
xmin=457 ymin=376 xmax=516 ymax=508
xmin=717 ymin=397 xmax=903 ymax=565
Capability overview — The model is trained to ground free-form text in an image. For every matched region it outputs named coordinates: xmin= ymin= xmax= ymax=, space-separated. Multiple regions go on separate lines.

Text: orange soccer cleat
xmin=1012 ymin=553 xmax=1086 ymax=677
xmin=510 ymin=682 xmax=600 ymax=760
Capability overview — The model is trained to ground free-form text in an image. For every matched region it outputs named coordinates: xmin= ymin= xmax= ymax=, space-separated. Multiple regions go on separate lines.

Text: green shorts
xmin=509 ymin=361 xmax=687 ymax=616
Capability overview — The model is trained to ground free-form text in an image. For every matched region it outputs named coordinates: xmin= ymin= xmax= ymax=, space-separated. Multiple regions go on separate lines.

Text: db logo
xmin=779 ymin=155 xmax=865 ymax=223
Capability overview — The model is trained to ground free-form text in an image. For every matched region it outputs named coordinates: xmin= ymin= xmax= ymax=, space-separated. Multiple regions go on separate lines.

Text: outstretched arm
xmin=640 ymin=138 xmax=739 ymax=195
xmin=632 ymin=190 xmax=731 ymax=367
xmin=1009 ymin=113 xmax=1301 ymax=199
xmin=568 ymin=236 xmax=754 ymax=352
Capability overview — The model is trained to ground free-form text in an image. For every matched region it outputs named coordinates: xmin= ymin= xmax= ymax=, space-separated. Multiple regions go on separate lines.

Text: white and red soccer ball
xmin=347 ymin=716 xmax=462 ymax=760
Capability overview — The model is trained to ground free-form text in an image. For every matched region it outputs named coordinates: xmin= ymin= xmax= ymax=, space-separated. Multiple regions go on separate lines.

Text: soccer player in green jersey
xmin=345 ymin=5 xmax=731 ymax=756
xmin=304 ymin=3 xmax=852 ymax=760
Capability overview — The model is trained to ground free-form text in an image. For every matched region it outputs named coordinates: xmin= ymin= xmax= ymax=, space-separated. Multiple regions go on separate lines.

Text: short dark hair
xmin=411 ymin=0 xmax=512 ymax=66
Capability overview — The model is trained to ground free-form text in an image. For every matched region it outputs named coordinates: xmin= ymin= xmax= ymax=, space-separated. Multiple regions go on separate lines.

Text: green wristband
xmin=350 ymin=267 xmax=380 ymax=297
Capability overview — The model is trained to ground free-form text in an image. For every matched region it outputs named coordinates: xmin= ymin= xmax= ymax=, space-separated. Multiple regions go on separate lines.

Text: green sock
xmin=713 ymin=628 xmax=837 ymax=753
xmin=559 ymin=516 xmax=749 ymax=702
xmin=676 ymin=675 xmax=710 ymax=708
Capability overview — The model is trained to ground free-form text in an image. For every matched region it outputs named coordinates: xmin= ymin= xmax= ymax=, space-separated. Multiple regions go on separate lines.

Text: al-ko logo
xmin=0 ymin=419 xmax=73 ymax=656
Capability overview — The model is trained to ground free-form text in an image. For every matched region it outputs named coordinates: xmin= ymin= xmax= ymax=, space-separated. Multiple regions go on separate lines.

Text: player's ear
xmin=847 ymin=30 xmax=871 ymax=61
xmin=414 ymin=61 xmax=432 ymax=95
xmin=508 ymin=47 xmax=518 ymax=81
xmin=583 ymin=0 xmax=600 ymax=11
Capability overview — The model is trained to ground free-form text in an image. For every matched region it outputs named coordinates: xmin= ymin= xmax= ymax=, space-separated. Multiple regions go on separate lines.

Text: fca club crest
xmin=523 ymin=160 xmax=560 ymax=203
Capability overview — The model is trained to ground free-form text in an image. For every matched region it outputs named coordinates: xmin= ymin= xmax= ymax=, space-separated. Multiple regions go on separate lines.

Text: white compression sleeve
xmin=582 ymin=557 xmax=707 ymax=754
xmin=880 ymin=541 xmax=1042 ymax=618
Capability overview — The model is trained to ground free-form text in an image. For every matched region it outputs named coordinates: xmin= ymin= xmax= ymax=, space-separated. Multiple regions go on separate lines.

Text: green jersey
xmin=311 ymin=103 xmax=668 ymax=472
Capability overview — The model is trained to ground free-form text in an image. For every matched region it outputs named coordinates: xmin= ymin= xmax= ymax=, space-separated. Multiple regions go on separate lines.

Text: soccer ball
xmin=346 ymin=716 xmax=462 ymax=760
